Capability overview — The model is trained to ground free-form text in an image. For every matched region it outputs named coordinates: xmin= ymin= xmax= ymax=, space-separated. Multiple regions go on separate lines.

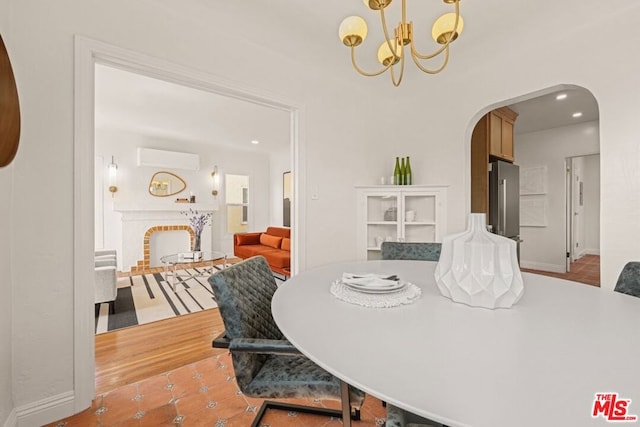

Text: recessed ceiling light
xmin=572 ymin=112 xmax=583 ymax=118
xmin=251 ymin=140 xmax=260 ymax=145
xmin=556 ymin=93 xmax=568 ymax=100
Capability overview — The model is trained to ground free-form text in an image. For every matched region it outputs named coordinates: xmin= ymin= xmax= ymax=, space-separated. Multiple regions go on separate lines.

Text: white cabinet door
xmin=356 ymin=185 xmax=447 ymax=260
xmin=402 ymin=192 xmax=437 ymax=243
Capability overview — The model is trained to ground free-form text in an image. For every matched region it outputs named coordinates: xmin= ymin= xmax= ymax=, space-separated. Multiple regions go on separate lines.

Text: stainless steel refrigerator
xmin=489 ymin=160 xmax=521 ymax=259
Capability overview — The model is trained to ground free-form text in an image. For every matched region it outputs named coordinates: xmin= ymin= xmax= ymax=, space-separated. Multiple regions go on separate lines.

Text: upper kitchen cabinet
xmin=488 ymin=107 xmax=518 ymax=162
xmin=470 ymin=106 xmax=518 ymax=215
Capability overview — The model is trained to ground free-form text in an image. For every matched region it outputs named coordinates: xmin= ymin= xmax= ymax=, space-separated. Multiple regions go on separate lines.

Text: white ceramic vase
xmin=434 ymin=213 xmax=524 ymax=309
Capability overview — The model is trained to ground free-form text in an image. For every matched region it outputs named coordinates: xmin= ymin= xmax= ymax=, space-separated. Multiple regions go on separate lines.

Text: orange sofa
xmin=233 ymin=226 xmax=291 ymax=276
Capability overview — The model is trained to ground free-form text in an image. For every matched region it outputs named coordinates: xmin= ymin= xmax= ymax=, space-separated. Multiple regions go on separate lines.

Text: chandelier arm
xmin=410 ymin=44 xmax=450 ymax=75
xmin=411 ymin=41 xmax=448 ymax=60
xmin=389 ymin=47 xmax=405 ymax=87
xmin=379 ymin=7 xmax=399 ymax=58
xmin=390 ymin=63 xmax=400 ymax=87
xmin=350 ymin=46 xmax=392 ymax=77
xmin=411 ymin=0 xmax=460 ymax=60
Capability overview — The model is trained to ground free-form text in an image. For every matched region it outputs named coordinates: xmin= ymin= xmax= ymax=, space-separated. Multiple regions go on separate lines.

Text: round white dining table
xmin=271 ymin=260 xmax=640 ymax=427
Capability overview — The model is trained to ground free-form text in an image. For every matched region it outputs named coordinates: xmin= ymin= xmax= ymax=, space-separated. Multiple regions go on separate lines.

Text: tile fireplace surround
xmin=113 ymin=203 xmax=217 ymax=272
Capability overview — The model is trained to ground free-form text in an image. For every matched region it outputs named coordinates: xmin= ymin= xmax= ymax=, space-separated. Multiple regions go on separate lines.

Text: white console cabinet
xmin=356 ymin=185 xmax=448 ymax=260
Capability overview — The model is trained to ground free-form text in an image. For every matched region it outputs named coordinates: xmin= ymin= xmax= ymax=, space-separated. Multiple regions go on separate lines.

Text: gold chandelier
xmin=338 ymin=0 xmax=463 ymax=87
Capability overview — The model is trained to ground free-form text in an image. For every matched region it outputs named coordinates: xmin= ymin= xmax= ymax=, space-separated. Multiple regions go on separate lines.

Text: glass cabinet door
xmin=402 ymin=193 xmax=437 ymax=243
xmin=357 ymin=186 xmax=447 ymax=261
xmin=365 ymin=194 xmax=399 ymax=259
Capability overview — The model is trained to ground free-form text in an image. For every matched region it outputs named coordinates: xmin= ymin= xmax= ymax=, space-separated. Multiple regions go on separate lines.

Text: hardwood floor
xmin=521 ymin=254 xmax=600 ymax=287
xmin=95 ymin=308 xmax=225 ymax=395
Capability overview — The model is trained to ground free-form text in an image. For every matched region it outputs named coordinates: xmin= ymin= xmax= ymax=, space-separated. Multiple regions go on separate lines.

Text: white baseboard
xmin=2 ymin=409 xmax=16 ymax=427
xmin=16 ymin=391 xmax=74 ymax=427
xmin=584 ymin=248 xmax=600 ymax=256
xmin=520 ymin=261 xmax=565 ymax=273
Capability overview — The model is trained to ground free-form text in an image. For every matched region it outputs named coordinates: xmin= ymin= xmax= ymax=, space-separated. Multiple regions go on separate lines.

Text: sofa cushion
xmin=265 ymin=226 xmax=290 ymax=239
xmin=260 ymin=233 xmax=282 ymax=249
xmin=281 ymin=237 xmax=291 ymax=251
xmin=236 ymin=233 xmax=261 ymax=245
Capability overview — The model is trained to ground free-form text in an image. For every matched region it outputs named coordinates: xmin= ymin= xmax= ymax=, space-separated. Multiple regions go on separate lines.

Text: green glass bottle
xmin=393 ymin=157 xmax=401 ymax=185
xmin=400 ymin=157 xmax=406 ymax=185
xmin=405 ymin=156 xmax=412 ymax=185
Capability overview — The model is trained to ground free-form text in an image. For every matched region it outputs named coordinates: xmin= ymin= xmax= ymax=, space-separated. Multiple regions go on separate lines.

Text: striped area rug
xmin=95 ymin=264 xmax=286 ymax=334
xmin=95 ymin=265 xmax=224 ymax=334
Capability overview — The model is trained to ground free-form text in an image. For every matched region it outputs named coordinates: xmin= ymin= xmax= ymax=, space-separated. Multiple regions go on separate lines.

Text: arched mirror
xmin=148 ymin=171 xmax=187 ymax=197
xmin=0 ymin=34 xmax=21 ymax=167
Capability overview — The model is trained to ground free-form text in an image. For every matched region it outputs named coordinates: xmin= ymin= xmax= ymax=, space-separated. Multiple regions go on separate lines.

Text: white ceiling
xmin=94 ymin=64 xmax=291 ymax=153
xmin=510 ymin=87 xmax=599 ymax=135
xmin=94 ymin=2 xmax=600 ymax=147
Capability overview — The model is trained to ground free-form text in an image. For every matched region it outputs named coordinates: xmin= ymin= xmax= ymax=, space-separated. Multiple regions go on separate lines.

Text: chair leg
xmin=341 ymin=380 xmax=353 ymax=427
xmin=251 ymin=401 xmax=349 ymax=427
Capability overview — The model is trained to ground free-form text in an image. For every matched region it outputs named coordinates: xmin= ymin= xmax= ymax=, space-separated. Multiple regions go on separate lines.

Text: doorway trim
xmin=74 ymin=36 xmax=304 ymax=411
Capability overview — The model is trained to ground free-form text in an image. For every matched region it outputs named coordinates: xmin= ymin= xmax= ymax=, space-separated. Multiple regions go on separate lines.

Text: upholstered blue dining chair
xmin=386 ymin=404 xmax=443 ymax=427
xmin=614 ymin=262 xmax=640 ymax=298
xmin=381 ymin=242 xmax=442 ymax=261
xmin=208 ymin=255 xmax=365 ymax=427
xmin=381 ymin=242 xmax=444 ymax=427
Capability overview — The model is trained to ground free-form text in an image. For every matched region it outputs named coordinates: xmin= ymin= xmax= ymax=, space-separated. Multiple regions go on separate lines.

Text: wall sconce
xmin=108 ymin=156 xmax=118 ymax=197
xmin=211 ymin=166 xmax=219 ymax=197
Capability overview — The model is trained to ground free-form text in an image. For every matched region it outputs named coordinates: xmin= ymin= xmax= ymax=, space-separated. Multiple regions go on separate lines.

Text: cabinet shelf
xmin=367 ymin=221 xmax=398 ymax=225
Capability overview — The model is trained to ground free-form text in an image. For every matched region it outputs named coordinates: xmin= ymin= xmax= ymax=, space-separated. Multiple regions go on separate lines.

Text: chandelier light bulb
xmin=377 ymin=40 xmax=402 ymax=66
xmin=339 ymin=16 xmax=368 ymax=47
xmin=432 ymin=12 xmax=464 ymax=44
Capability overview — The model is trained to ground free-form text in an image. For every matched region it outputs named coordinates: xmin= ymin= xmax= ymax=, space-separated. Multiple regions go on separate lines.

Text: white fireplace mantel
xmin=112 ymin=202 xmax=218 ymax=271
xmin=113 ymin=202 xmax=218 ymax=213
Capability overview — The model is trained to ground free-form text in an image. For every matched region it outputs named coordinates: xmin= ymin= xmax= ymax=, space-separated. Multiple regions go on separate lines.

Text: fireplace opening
xmin=149 ymin=230 xmax=191 ymax=267
xmin=131 ymin=225 xmax=195 ymax=272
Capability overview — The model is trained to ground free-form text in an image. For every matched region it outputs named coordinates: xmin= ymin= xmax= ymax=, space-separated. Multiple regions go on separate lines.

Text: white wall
xmin=4 ymin=1 xmax=640 ymax=426
xmin=0 ymin=167 xmax=14 ymax=426
xmin=95 ymin=128 xmax=280 ymax=267
xmin=515 ymin=121 xmax=599 ymax=271
xmin=392 ymin=2 xmax=640 ymax=292
xmin=0 ymin=0 xmax=16 ymax=424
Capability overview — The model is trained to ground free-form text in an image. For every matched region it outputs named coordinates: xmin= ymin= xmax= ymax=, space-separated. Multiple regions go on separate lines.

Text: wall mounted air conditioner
xmin=137 ymin=147 xmax=200 ymax=171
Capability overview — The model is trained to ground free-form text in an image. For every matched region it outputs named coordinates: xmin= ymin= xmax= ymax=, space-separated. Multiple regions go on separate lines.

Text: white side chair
xmin=95 ymin=249 xmax=117 ymax=266
xmin=95 ymin=251 xmax=118 ymax=313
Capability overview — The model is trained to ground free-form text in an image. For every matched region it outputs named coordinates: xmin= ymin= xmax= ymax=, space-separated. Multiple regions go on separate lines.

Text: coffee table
xmin=160 ymin=251 xmax=227 ymax=292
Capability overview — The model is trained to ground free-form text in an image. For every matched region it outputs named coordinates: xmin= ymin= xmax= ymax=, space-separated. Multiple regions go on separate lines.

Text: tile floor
xmin=47 ymin=351 xmax=388 ymax=427
xmin=521 ymin=254 xmax=600 ymax=287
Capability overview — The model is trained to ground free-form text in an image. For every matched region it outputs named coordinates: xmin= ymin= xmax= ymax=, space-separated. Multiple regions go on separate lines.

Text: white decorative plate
xmin=342 ymin=280 xmax=407 ymax=294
